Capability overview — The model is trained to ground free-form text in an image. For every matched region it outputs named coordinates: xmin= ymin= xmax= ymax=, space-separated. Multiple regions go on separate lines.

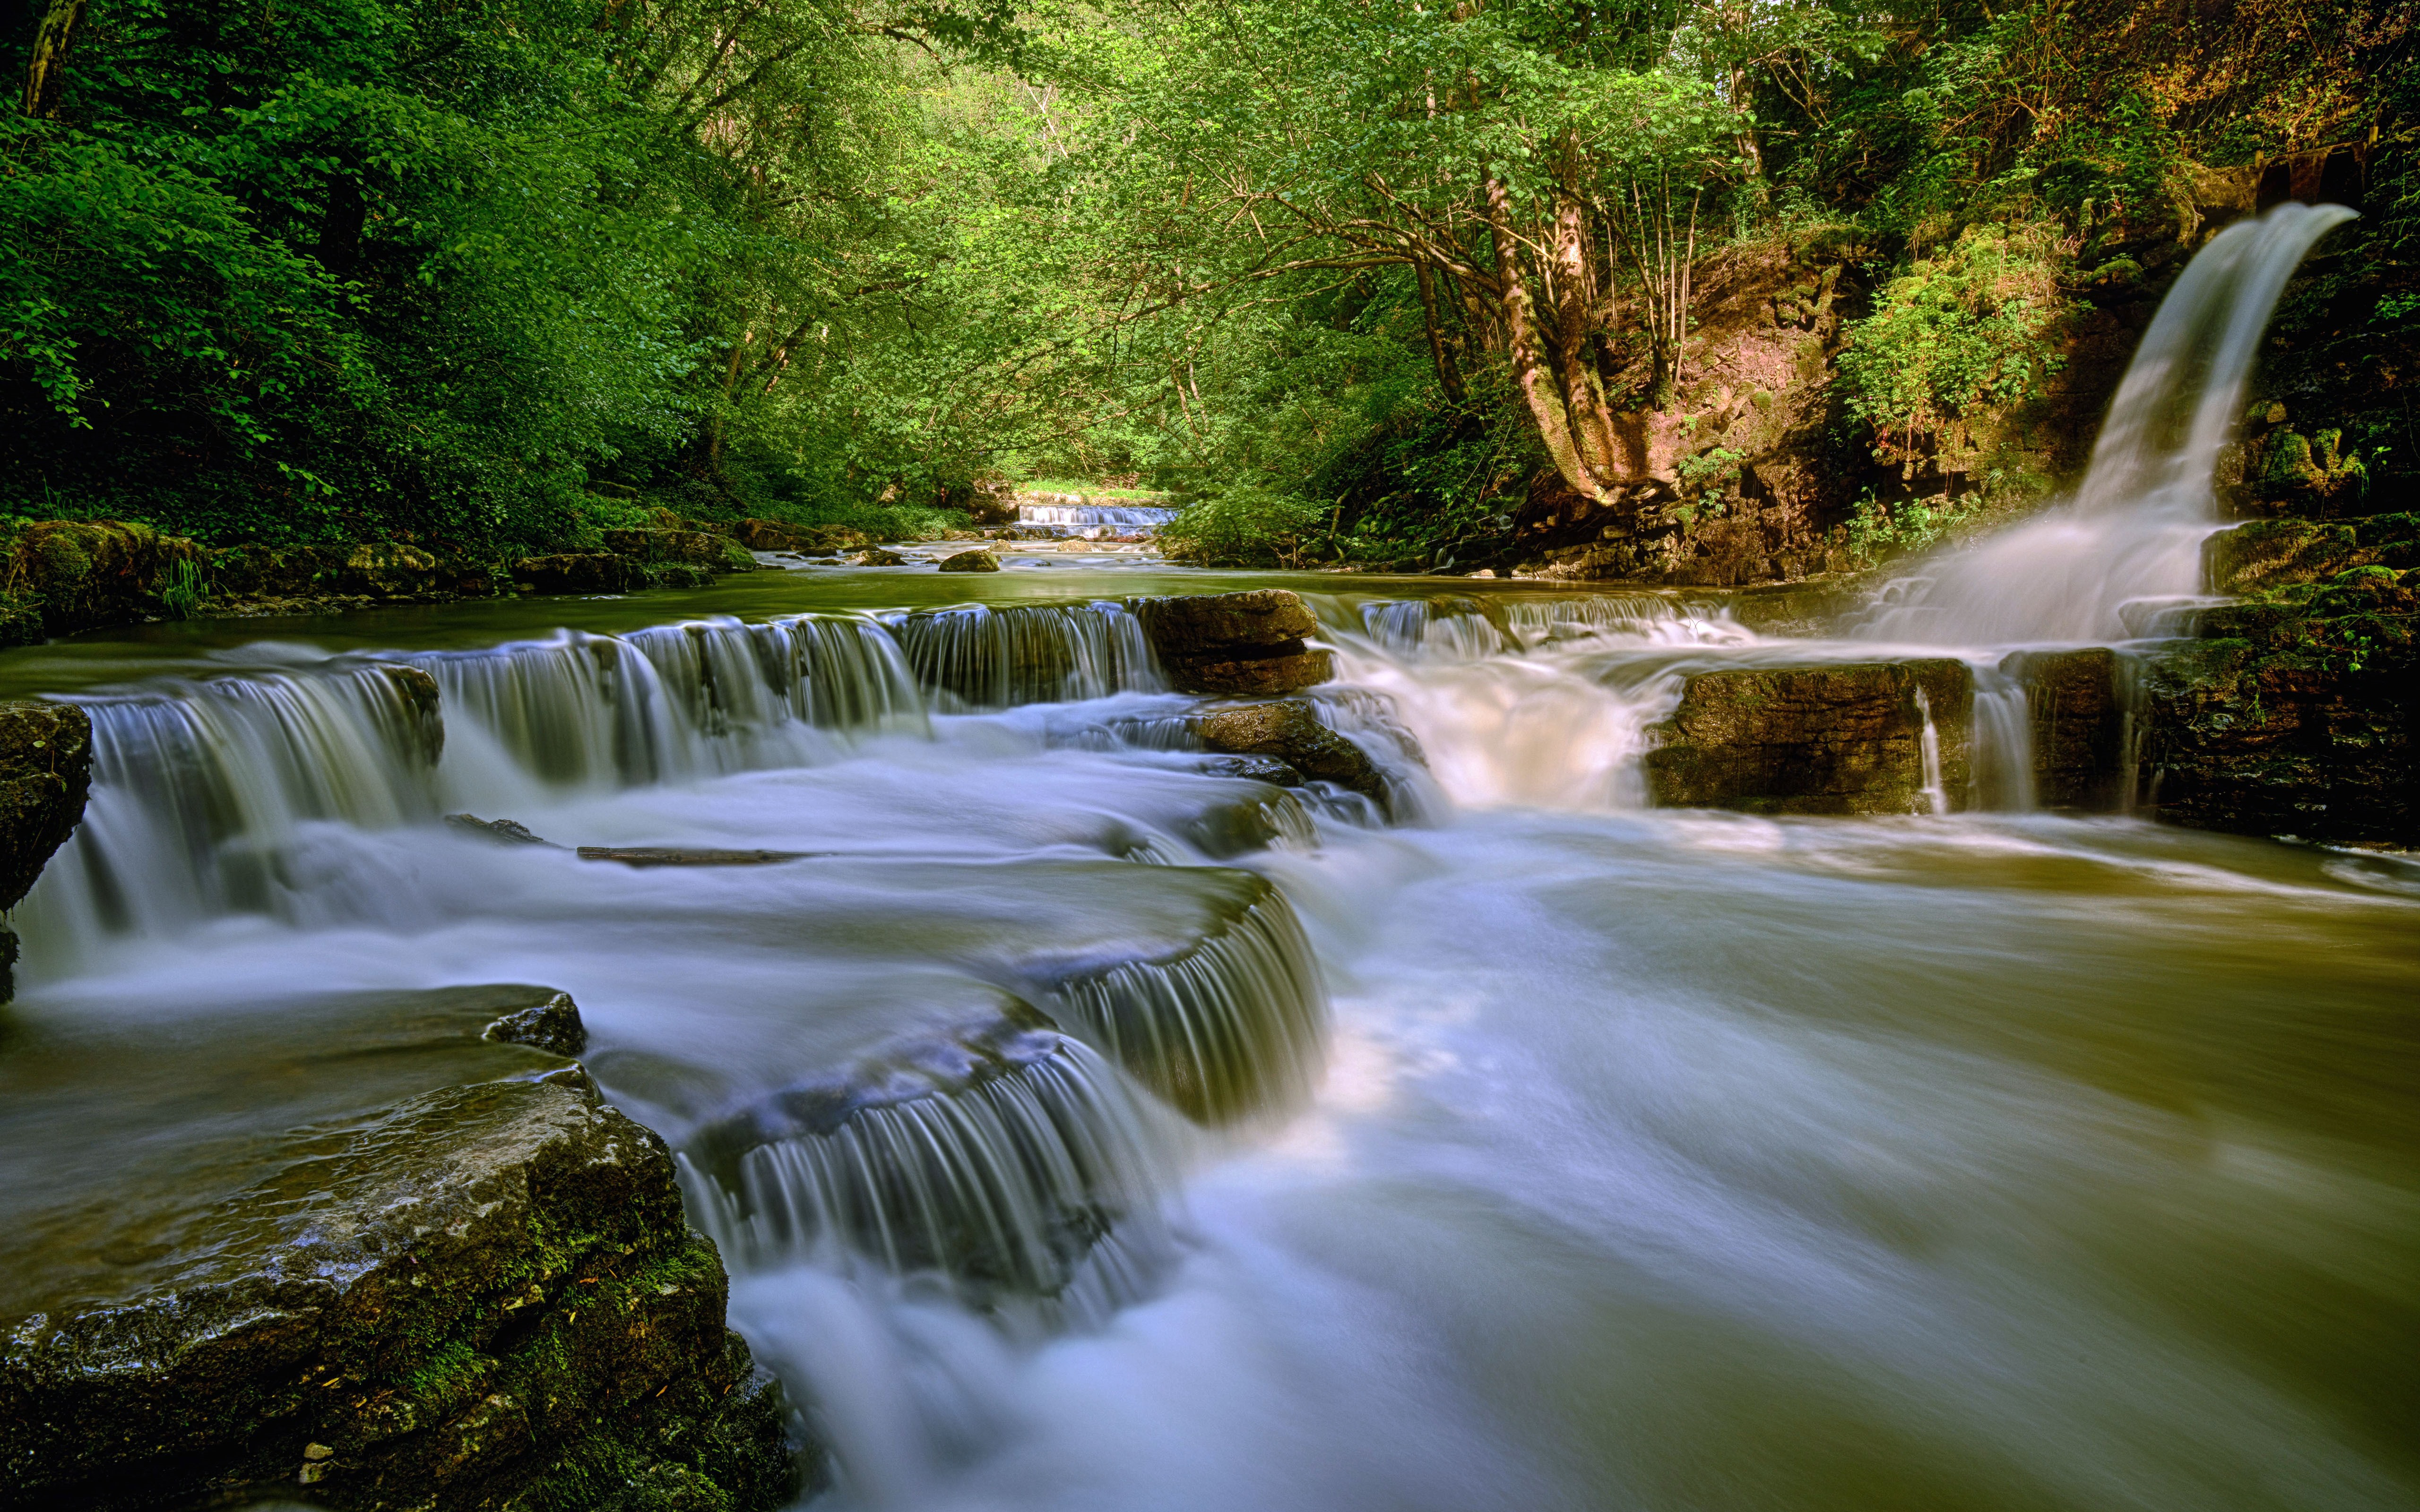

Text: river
xmin=5 ymin=202 xmax=2415 ymax=1512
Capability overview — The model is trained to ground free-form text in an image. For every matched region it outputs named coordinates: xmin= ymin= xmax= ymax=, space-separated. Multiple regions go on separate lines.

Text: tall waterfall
xmin=1864 ymin=201 xmax=2357 ymax=646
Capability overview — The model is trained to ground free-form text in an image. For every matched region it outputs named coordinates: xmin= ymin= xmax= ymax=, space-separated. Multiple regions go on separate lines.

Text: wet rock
xmin=849 ymin=548 xmax=908 ymax=567
xmin=1193 ymin=700 xmax=1388 ymax=806
xmin=0 ymin=992 xmax=802 ymax=1512
xmin=0 ymin=700 xmax=92 ymax=1001
xmin=2000 ymin=647 xmax=2128 ymax=810
xmin=644 ymin=561 xmax=715 ymax=589
xmin=1133 ymin=590 xmax=1334 ymax=695
xmin=575 ymin=846 xmax=816 ymax=868
xmin=1644 ymin=659 xmax=1974 ymax=814
xmin=511 ymin=553 xmax=639 ymax=596
xmin=2140 ymin=572 xmax=2414 ymax=844
xmin=1202 ymin=754 xmax=1304 ymax=785
xmin=937 ymin=550 xmax=1002 ymax=573
xmin=444 ymin=814 xmax=558 ymax=847
xmin=481 ymin=990 xmax=588 ymax=1057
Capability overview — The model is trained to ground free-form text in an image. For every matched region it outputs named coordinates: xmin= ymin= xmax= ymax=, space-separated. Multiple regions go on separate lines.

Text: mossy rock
xmin=0 ymin=985 xmax=804 ymax=1511
xmin=1643 ymin=659 xmax=1973 ymax=814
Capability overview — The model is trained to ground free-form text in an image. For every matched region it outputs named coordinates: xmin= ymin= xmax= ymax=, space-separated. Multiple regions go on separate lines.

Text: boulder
xmin=2 ymin=521 xmax=208 ymax=635
xmin=0 ymin=700 xmax=92 ymax=1001
xmin=1133 ymin=590 xmax=1334 ymax=695
xmin=337 ymin=543 xmax=441 ymax=599
xmin=1999 ymin=647 xmax=2127 ymax=809
xmin=849 ymin=549 xmax=908 ymax=567
xmin=0 ymin=985 xmax=802 ymax=1511
xmin=735 ymin=518 xmax=804 ymax=551
xmin=511 ymin=553 xmax=638 ymax=596
xmin=1193 ymin=700 xmax=1389 ymax=806
xmin=937 ymin=550 xmax=1002 ymax=573
xmin=1644 ymin=659 xmax=1974 ymax=814
xmin=480 ymin=990 xmax=588 ymax=1057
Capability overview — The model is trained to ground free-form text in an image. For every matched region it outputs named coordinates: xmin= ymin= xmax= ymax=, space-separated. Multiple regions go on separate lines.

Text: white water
xmin=8 ymin=203 xmax=2410 ymax=1512
xmin=1018 ymin=503 xmax=1182 ymax=536
xmin=1862 ymin=203 xmax=2357 ymax=645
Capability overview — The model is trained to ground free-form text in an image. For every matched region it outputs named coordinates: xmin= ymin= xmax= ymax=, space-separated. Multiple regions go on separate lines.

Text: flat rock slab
xmin=1193 ymin=700 xmax=1388 ymax=806
xmin=1132 ymin=591 xmax=1334 ymax=695
xmin=0 ymin=984 xmax=797 ymax=1511
xmin=1644 ymin=658 xmax=1973 ymax=815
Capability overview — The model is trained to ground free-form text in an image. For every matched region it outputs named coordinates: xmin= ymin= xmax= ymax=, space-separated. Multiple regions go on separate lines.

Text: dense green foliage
xmin=4 ymin=0 xmax=2414 ymax=565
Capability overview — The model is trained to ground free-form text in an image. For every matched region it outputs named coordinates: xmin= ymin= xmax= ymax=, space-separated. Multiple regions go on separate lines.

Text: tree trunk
xmin=1547 ymin=192 xmax=1621 ymax=479
xmin=1486 ymin=176 xmax=1602 ymax=500
xmin=22 ymin=0 xmax=87 ymax=117
xmin=1415 ymin=262 xmax=1467 ymax=405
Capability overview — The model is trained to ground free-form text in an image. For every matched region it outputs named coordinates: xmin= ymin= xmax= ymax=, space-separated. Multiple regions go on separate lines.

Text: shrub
xmin=1157 ymin=483 xmax=1325 ymax=567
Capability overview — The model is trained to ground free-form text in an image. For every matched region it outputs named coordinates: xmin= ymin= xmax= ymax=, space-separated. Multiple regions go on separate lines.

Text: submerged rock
xmin=937 ymin=550 xmax=1002 ymax=573
xmin=444 ymin=813 xmax=558 ymax=847
xmin=575 ymin=846 xmax=816 ymax=868
xmin=1644 ymin=659 xmax=1974 ymax=814
xmin=0 ymin=984 xmax=802 ymax=1511
xmin=1134 ymin=590 xmax=1334 ymax=695
xmin=1193 ymin=700 xmax=1388 ymax=806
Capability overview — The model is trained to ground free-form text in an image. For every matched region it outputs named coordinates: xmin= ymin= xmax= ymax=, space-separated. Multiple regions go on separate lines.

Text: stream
xmin=3 ymin=203 xmax=2415 ymax=1512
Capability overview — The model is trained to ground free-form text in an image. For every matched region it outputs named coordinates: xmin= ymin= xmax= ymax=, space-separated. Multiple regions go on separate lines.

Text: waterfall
xmin=1041 ymin=876 xmax=1328 ymax=1126
xmin=1015 ymin=503 xmax=1180 ymax=536
xmin=1862 ymin=202 xmax=2357 ymax=646
xmin=883 ymin=603 xmax=1162 ymax=709
xmin=684 ymin=1023 xmax=1180 ymax=1322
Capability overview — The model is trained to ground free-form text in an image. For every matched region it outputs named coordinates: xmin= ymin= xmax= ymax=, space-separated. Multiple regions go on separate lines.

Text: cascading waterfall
xmin=883 ymin=602 xmax=1162 ymax=709
xmin=684 ymin=1022 xmax=1181 ymax=1323
xmin=1862 ymin=202 xmax=2358 ymax=646
xmin=1041 ymin=878 xmax=1328 ymax=1126
xmin=1015 ymin=503 xmax=1180 ymax=535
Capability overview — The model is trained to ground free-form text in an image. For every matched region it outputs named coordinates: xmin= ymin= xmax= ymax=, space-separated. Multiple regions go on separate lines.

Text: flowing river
xmin=3 ymin=205 xmax=2414 ymax=1512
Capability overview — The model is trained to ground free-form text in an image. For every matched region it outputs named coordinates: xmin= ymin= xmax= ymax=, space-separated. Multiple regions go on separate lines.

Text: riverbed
xmin=6 ymin=560 xmax=2414 ymax=1512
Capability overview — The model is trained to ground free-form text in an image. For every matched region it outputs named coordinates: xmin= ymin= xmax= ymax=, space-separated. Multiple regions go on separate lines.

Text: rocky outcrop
xmin=510 ymin=553 xmax=641 ymax=596
xmin=0 ymin=987 xmax=801 ymax=1512
xmin=1999 ymin=647 xmax=2128 ymax=810
xmin=1133 ymin=590 xmax=1334 ymax=696
xmin=1193 ymin=700 xmax=1389 ymax=808
xmin=601 ymin=530 xmax=757 ymax=574
xmin=2203 ymin=513 xmax=2420 ymax=593
xmin=2141 ymin=560 xmax=2416 ymax=844
xmin=1644 ymin=659 xmax=1973 ymax=814
xmin=0 ymin=521 xmax=210 ymax=639
xmin=0 ymin=699 xmax=93 ymax=1001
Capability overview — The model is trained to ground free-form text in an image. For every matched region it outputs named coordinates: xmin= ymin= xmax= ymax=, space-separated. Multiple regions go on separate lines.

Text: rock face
xmin=1644 ymin=659 xmax=1973 ymax=814
xmin=1133 ymin=590 xmax=1334 ymax=696
xmin=0 ymin=987 xmax=800 ymax=1512
xmin=1193 ymin=700 xmax=1389 ymax=807
xmin=0 ymin=700 xmax=93 ymax=1001
xmin=2141 ymin=565 xmax=2416 ymax=844
xmin=511 ymin=553 xmax=640 ymax=596
xmin=601 ymin=530 xmax=757 ymax=574
xmin=1999 ymin=647 xmax=2128 ymax=810
xmin=937 ymin=550 xmax=1001 ymax=573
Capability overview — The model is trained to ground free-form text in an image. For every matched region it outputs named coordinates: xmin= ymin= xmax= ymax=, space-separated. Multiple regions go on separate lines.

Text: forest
xmin=4 ymin=0 xmax=2414 ymax=573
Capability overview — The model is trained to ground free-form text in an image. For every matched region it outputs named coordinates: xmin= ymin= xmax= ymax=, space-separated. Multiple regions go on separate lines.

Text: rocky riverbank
xmin=0 ymin=986 xmax=803 ymax=1512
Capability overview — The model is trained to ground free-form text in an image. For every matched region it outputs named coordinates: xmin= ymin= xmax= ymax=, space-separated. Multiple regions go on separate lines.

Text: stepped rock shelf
xmin=0 ymin=986 xmax=799 ymax=1512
